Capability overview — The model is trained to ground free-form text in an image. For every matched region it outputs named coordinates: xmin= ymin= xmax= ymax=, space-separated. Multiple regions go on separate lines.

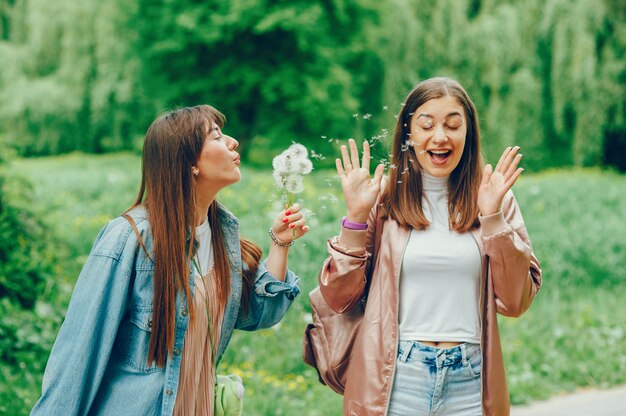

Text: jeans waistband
xmin=398 ymin=340 xmax=481 ymax=367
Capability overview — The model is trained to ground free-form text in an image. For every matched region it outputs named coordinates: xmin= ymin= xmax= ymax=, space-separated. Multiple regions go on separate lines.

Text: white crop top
xmin=398 ymin=172 xmax=482 ymax=344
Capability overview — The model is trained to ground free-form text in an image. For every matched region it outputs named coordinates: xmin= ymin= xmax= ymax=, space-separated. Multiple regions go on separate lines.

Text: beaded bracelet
xmin=268 ymin=227 xmax=294 ymax=247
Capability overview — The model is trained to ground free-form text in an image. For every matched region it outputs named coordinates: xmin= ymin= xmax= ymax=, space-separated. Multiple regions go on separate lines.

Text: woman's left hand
xmin=477 ymin=146 xmax=524 ymax=216
xmin=271 ymin=203 xmax=309 ymax=246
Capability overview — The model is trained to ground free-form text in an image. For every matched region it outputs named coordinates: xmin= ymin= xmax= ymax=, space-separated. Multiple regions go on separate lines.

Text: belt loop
xmin=460 ymin=343 xmax=468 ymax=366
xmin=399 ymin=341 xmax=412 ymax=363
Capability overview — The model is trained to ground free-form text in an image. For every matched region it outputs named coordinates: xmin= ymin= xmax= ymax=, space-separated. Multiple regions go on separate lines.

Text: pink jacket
xmin=319 ymin=190 xmax=542 ymax=415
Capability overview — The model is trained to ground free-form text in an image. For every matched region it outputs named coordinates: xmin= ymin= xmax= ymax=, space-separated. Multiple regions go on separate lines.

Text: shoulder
xmin=91 ymin=206 xmax=151 ymax=260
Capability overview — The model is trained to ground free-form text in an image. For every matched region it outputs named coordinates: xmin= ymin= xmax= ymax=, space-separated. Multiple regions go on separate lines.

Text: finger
xmin=503 ymin=154 xmax=522 ymax=181
xmin=505 ymin=167 xmax=524 ymax=190
xmin=349 ymin=139 xmax=360 ymax=170
xmin=362 ymin=141 xmax=371 ymax=172
xmin=285 ymin=203 xmax=302 ymax=214
xmin=481 ymin=164 xmax=493 ymax=186
xmin=335 ymin=158 xmax=345 ymax=177
xmin=372 ymin=163 xmax=385 ymax=186
xmin=494 ymin=147 xmax=512 ymax=173
xmin=293 ymin=223 xmax=310 ymax=239
xmin=288 ymin=218 xmax=307 ymax=230
xmin=285 ymin=212 xmax=304 ymax=224
xmin=500 ymin=146 xmax=520 ymax=173
xmin=341 ymin=145 xmax=352 ymax=172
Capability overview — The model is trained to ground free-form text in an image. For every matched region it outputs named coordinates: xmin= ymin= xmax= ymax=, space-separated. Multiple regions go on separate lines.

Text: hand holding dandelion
xmin=271 ymin=143 xmax=313 ymax=242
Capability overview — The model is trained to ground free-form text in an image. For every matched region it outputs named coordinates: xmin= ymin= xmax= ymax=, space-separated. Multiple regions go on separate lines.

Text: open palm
xmin=478 ymin=146 xmax=524 ymax=216
xmin=336 ymin=139 xmax=385 ymax=222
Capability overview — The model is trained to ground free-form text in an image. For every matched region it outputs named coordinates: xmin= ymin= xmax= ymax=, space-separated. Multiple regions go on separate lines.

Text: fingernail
xmin=285 ymin=210 xmax=292 ymax=216
xmin=282 ymin=218 xmax=289 ymax=223
xmin=289 ymin=223 xmax=295 ymax=229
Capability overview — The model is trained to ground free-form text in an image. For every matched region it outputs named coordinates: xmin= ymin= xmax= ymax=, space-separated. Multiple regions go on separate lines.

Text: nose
xmin=227 ymin=136 xmax=239 ymax=150
xmin=432 ymin=125 xmax=448 ymax=145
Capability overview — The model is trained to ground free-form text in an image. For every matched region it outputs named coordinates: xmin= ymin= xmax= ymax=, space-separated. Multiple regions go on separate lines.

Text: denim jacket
xmin=31 ymin=204 xmax=300 ymax=416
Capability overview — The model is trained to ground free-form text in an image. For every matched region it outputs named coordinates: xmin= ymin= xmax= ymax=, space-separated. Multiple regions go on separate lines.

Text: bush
xmin=0 ymin=147 xmax=60 ymax=413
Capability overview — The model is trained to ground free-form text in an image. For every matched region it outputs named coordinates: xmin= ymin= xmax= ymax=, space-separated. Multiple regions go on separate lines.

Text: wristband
xmin=341 ymin=216 xmax=368 ymax=230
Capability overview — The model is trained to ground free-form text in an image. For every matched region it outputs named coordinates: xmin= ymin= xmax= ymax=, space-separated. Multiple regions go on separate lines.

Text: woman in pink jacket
xmin=319 ymin=77 xmax=542 ymax=415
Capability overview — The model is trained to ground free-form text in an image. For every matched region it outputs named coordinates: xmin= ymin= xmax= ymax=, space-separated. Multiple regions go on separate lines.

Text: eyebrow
xmin=416 ymin=111 xmax=463 ymax=119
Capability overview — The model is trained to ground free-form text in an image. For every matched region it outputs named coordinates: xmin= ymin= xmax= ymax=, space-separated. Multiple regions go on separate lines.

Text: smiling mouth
xmin=427 ymin=149 xmax=452 ymax=165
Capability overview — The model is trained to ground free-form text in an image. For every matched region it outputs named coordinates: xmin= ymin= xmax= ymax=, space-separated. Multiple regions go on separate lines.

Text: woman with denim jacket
xmin=319 ymin=78 xmax=542 ymax=415
xmin=31 ymin=105 xmax=308 ymax=415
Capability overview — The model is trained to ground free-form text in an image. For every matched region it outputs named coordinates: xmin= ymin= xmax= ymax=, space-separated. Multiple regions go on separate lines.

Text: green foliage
xmin=4 ymin=153 xmax=626 ymax=414
xmin=1 ymin=0 xmax=624 ymax=171
xmin=0 ymin=147 xmax=60 ymax=415
xmin=0 ymin=149 xmax=55 ymax=308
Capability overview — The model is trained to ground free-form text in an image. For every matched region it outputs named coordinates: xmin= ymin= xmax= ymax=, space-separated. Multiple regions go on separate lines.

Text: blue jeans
xmin=388 ymin=341 xmax=482 ymax=416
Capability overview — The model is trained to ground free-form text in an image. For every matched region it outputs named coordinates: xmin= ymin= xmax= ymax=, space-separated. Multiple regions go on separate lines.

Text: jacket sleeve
xmin=318 ymin=200 xmax=379 ymax=314
xmin=235 ymin=260 xmax=300 ymax=331
xmin=480 ymin=190 xmax=542 ymax=317
xmin=31 ymin=223 xmax=134 ymax=416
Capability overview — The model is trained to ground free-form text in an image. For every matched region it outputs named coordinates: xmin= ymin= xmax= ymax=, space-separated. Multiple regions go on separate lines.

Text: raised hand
xmin=336 ymin=139 xmax=385 ymax=223
xmin=478 ymin=146 xmax=524 ymax=216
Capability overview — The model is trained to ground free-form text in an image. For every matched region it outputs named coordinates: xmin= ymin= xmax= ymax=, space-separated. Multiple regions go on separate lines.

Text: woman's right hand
xmin=336 ymin=139 xmax=385 ymax=222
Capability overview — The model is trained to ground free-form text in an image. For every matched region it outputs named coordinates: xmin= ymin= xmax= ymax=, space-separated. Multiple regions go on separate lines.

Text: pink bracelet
xmin=341 ymin=216 xmax=368 ymax=230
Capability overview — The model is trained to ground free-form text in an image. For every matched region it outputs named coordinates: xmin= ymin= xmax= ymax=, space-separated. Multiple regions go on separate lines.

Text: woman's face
xmin=194 ymin=122 xmax=241 ymax=193
xmin=409 ymin=95 xmax=467 ymax=178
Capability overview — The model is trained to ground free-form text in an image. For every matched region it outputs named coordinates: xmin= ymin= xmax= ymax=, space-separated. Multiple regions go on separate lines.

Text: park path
xmin=511 ymin=384 xmax=626 ymax=416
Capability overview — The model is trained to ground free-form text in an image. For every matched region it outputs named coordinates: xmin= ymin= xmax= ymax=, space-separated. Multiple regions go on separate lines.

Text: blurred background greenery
xmin=1 ymin=0 xmax=625 ymax=415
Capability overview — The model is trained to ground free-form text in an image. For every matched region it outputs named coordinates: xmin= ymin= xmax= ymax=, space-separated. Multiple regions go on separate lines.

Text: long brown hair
xmin=380 ymin=77 xmax=483 ymax=232
xmin=127 ymin=105 xmax=260 ymax=367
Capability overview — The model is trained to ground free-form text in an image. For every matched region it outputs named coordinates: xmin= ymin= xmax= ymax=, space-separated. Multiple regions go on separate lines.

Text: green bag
xmin=214 ymin=374 xmax=245 ymax=416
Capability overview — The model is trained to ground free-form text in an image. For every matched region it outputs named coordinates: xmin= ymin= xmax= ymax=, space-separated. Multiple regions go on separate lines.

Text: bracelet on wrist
xmin=268 ymin=227 xmax=294 ymax=247
xmin=341 ymin=216 xmax=368 ymax=230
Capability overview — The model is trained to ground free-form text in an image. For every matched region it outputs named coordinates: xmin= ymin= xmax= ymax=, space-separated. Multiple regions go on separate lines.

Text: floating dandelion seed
xmin=352 ymin=113 xmax=359 ymax=119
xmin=321 ymin=135 xmax=327 ymax=139
xmin=310 ymin=150 xmax=326 ymax=160
xmin=383 ymin=105 xmax=389 ymax=111
xmin=363 ymin=113 xmax=372 ymax=120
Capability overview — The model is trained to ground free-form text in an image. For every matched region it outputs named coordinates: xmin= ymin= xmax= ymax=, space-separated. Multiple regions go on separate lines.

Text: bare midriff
xmin=418 ymin=341 xmax=463 ymax=349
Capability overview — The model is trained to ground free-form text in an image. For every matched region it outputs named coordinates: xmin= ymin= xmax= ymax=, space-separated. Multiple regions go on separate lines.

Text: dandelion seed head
xmin=286 ymin=143 xmax=308 ymax=159
xmin=272 ymin=154 xmax=288 ymax=172
xmin=284 ymin=175 xmax=304 ymax=194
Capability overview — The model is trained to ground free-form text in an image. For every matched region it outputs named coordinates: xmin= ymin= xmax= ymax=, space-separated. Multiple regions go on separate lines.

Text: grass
xmin=3 ymin=153 xmax=626 ymax=414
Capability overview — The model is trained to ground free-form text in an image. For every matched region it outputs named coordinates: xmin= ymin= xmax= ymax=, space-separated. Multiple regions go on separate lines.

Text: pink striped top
xmin=173 ymin=267 xmax=223 ymax=416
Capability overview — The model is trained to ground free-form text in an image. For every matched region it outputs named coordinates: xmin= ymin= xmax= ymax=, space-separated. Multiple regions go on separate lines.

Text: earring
xmin=192 ymin=168 xmax=199 ymax=176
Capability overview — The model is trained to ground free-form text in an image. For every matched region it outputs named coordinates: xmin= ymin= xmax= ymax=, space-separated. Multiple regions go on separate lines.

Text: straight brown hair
xmin=380 ymin=77 xmax=483 ymax=232
xmin=127 ymin=105 xmax=260 ymax=368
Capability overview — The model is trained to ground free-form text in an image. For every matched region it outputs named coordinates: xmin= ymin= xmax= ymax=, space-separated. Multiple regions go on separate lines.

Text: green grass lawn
xmin=4 ymin=152 xmax=626 ymax=415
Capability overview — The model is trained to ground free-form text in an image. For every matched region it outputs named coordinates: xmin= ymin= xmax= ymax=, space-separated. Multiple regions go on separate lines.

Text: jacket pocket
xmin=115 ymin=307 xmax=164 ymax=374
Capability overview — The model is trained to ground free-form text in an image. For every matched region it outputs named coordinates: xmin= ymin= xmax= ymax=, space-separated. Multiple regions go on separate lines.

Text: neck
xmin=195 ymin=188 xmax=217 ymax=226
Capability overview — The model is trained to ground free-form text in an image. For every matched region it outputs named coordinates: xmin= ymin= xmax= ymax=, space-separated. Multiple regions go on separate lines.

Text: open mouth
xmin=427 ymin=149 xmax=452 ymax=165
